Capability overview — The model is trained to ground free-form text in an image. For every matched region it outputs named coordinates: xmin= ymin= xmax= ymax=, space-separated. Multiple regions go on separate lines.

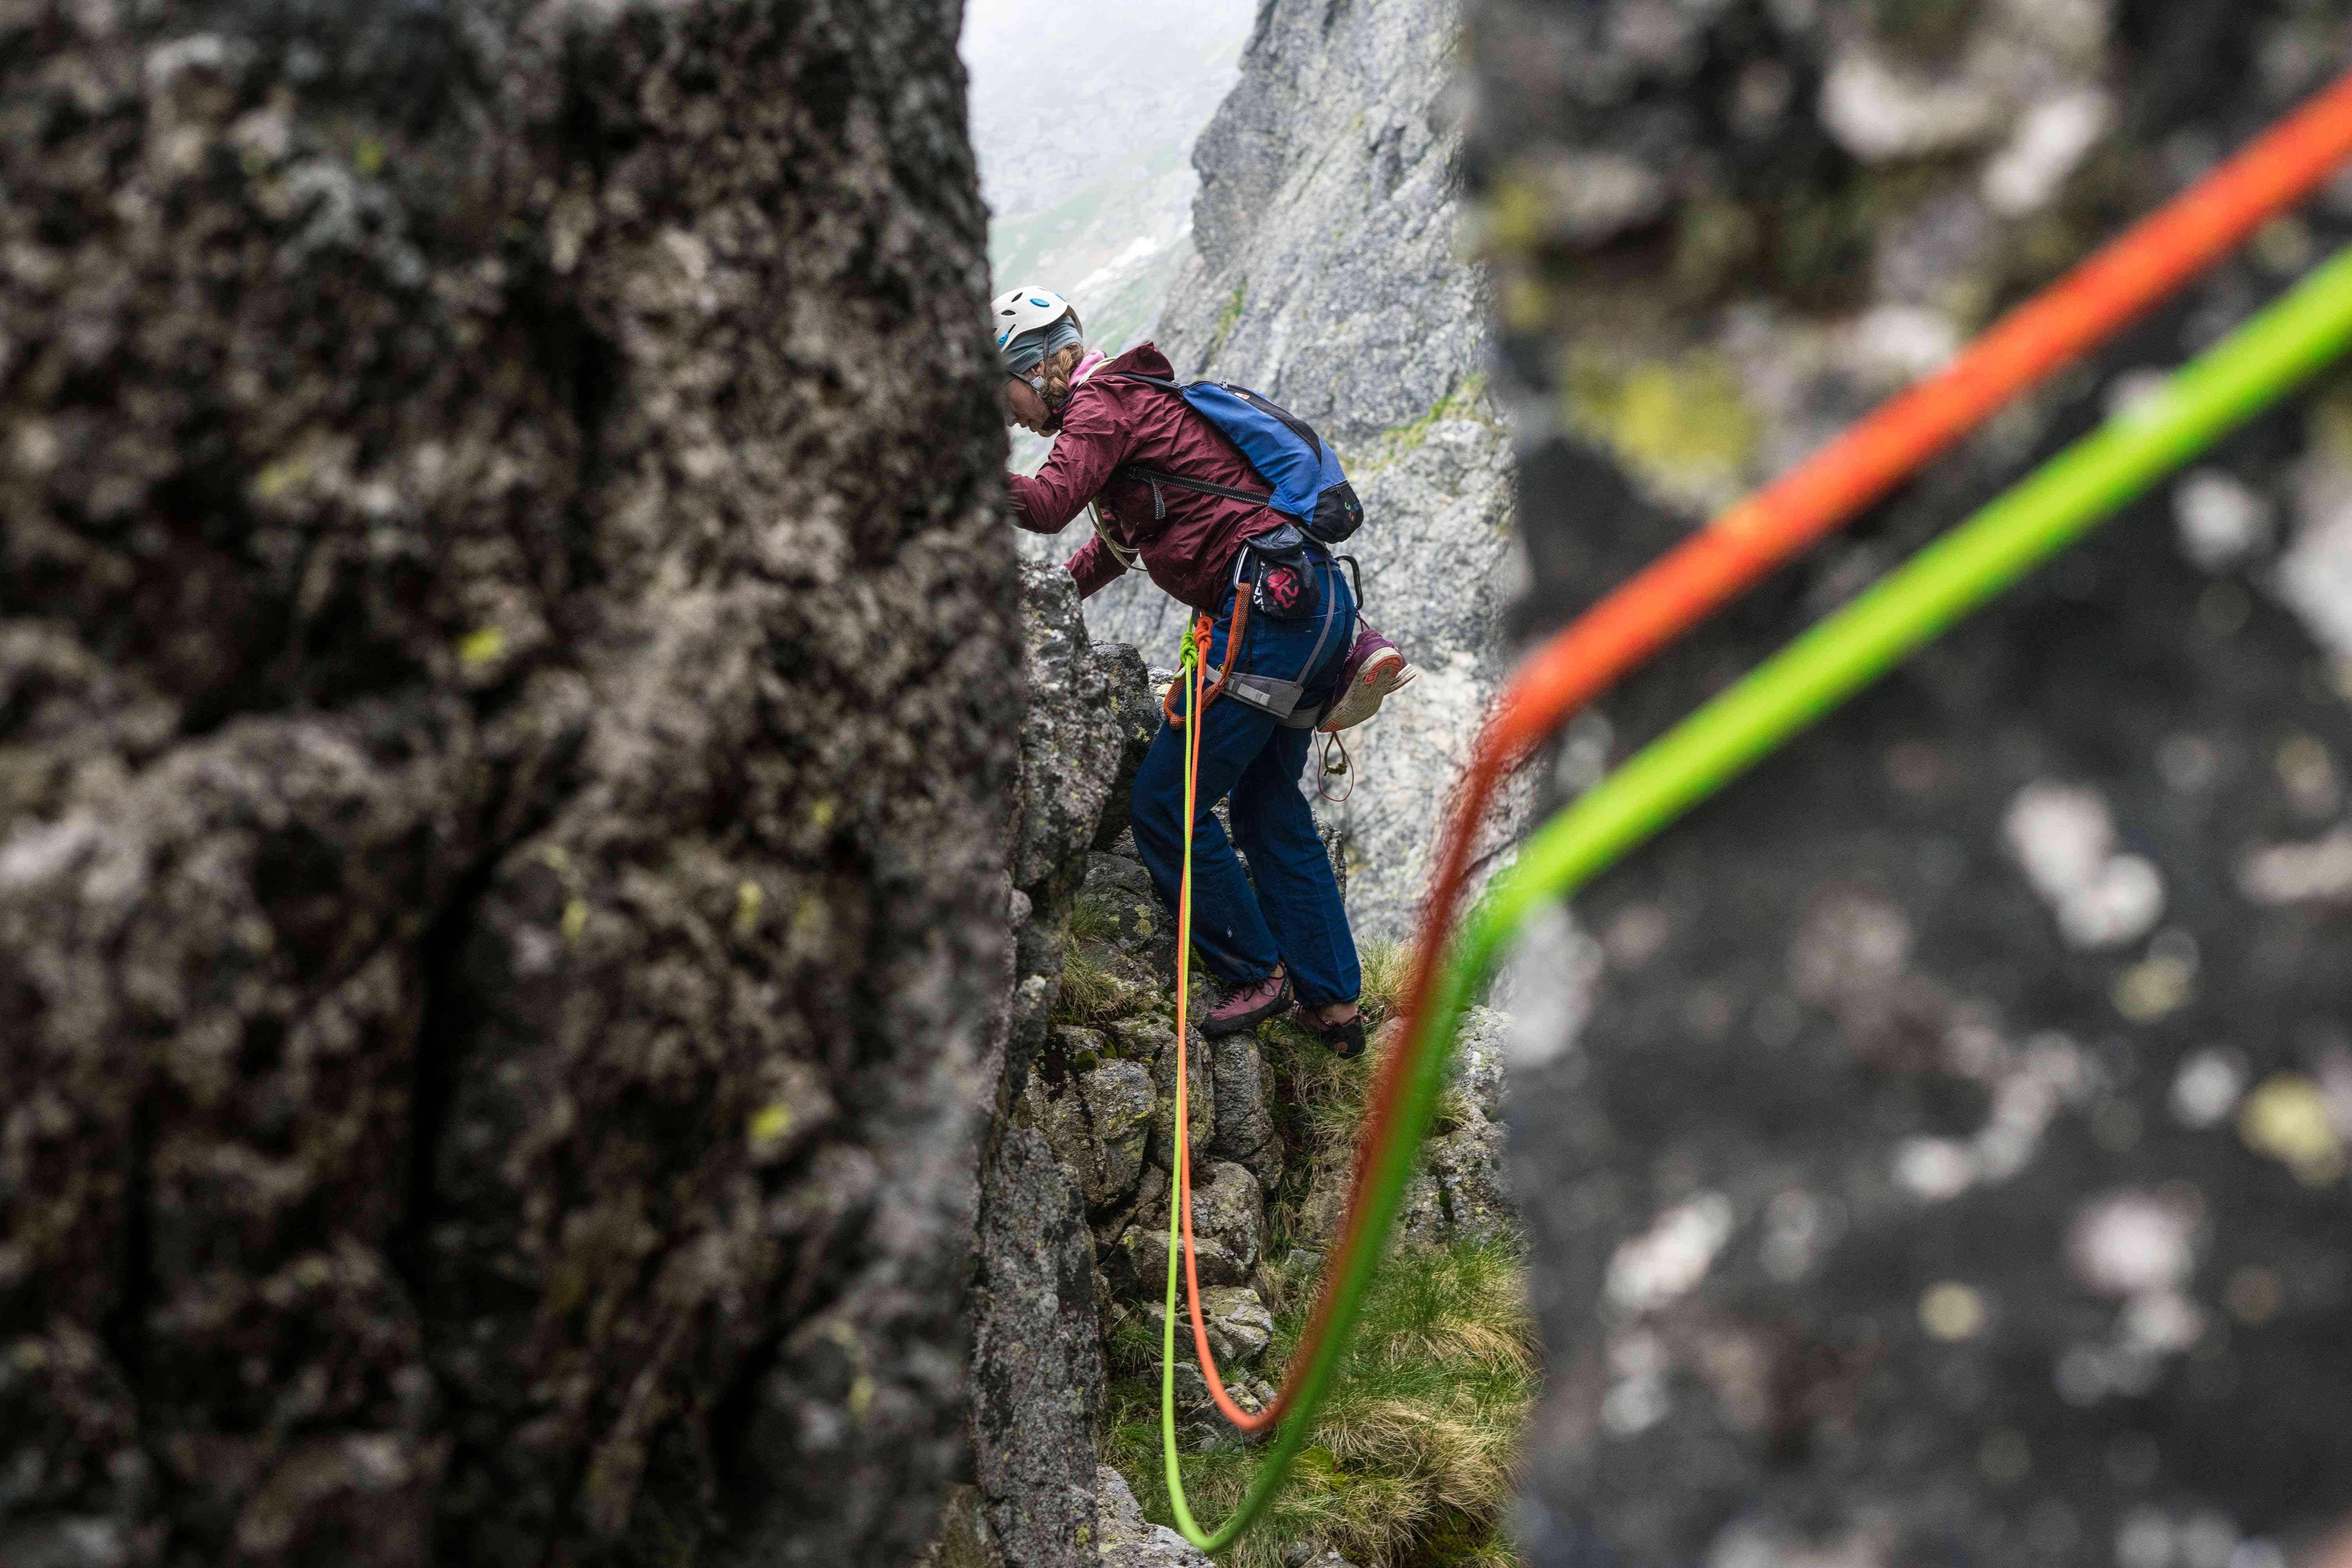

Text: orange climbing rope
xmin=1163 ymin=62 xmax=2352 ymax=1457
xmin=1167 ymin=617 xmax=1294 ymax=1434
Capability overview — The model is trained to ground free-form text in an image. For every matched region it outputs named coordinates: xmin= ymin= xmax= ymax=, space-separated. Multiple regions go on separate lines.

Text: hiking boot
xmin=1202 ymin=970 xmax=1292 ymax=1036
xmin=1319 ymin=624 xmax=1418 ymax=733
xmin=1291 ymin=1004 xmax=1367 ymax=1060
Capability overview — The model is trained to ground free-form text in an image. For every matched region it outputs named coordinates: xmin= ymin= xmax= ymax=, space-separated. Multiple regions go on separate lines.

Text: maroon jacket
xmin=1007 ymin=343 xmax=1280 ymax=613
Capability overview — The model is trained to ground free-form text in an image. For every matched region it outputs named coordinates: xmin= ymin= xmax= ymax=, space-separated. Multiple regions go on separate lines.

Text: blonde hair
xmin=1034 ymin=342 xmax=1088 ymax=406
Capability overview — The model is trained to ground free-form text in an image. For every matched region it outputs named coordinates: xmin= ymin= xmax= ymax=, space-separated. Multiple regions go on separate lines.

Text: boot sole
xmin=1319 ymin=651 xmax=1417 ymax=733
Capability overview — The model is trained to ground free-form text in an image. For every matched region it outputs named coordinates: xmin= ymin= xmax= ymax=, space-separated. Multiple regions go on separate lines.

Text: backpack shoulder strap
xmin=1101 ymin=371 xmax=1185 ymax=392
xmin=1101 ymin=372 xmax=1277 ymax=517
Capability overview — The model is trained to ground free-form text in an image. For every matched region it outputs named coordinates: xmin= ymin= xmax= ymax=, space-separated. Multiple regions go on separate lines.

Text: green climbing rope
xmin=1156 ymin=243 xmax=2352 ymax=1554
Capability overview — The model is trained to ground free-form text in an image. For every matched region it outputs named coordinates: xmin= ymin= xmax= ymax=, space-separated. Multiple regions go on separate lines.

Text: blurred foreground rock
xmin=0 ymin=1 xmax=1012 ymax=1563
xmin=1468 ymin=0 xmax=2352 ymax=1562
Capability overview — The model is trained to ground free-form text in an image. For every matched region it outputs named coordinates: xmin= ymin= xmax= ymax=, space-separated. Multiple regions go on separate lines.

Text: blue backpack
xmin=1107 ymin=374 xmax=1365 ymax=544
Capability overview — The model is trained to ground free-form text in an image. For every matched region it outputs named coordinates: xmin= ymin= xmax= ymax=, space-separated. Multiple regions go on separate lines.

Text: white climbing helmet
xmin=991 ymin=286 xmax=1081 ymax=354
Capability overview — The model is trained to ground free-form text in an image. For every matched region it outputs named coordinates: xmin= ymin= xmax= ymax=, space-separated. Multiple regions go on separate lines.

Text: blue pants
xmin=1130 ymin=560 xmax=1361 ymax=1008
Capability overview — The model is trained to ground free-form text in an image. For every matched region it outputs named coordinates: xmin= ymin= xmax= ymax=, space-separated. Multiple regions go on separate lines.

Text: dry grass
xmin=1356 ymin=936 xmax=1410 ymax=1024
xmin=1102 ymin=1239 xmax=1537 ymax=1568
xmin=1051 ymin=935 xmax=1131 ymax=1026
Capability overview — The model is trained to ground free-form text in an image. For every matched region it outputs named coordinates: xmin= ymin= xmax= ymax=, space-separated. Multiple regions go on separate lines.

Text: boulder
xmin=1074 ymin=853 xmax=1176 ymax=978
xmin=1028 ymin=1075 xmax=1106 ymax=1210
xmin=1096 ymin=1465 xmax=1214 ymax=1568
xmin=1421 ymin=1120 xmax=1515 ymax=1245
xmin=1198 ymin=1286 xmax=1276 ymax=1367
xmin=1187 ymin=1160 xmax=1266 ymax=1275
xmin=1149 ymin=1026 xmax=1217 ymax=1166
xmin=1080 ymin=1060 xmax=1158 ymax=1210
xmin=1209 ymin=1034 xmax=1284 ymax=1192
xmin=1111 ymin=1014 xmax=1178 ymax=1065
xmin=1113 ymin=1221 xmax=1252 ymax=1296
xmin=1139 ymin=1286 xmax=1276 ymax=1370
xmin=1087 ymin=645 xmax=1161 ymax=853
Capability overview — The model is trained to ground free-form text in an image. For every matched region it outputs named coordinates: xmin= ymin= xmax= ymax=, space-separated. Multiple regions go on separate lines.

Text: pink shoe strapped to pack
xmin=1318 ymin=622 xmax=1417 ymax=734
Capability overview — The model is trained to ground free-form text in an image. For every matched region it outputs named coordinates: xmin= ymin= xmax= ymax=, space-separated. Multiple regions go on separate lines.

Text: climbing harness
xmin=1149 ymin=66 xmax=2352 ymax=1555
xmin=1161 ymin=530 xmax=1351 ymax=732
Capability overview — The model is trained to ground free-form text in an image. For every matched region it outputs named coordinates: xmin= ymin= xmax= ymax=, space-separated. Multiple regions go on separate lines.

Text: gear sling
xmin=1164 ymin=523 xmax=1351 ymax=731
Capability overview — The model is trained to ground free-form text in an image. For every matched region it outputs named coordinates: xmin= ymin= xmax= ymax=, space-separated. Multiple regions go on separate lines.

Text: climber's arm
xmin=1063 ymin=534 xmax=1127 ymax=599
xmin=1005 ymin=392 xmax=1125 ymax=532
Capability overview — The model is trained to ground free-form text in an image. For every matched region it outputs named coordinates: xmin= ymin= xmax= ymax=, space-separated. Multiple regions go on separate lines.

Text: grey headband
xmin=1004 ymin=316 xmax=1084 ymax=377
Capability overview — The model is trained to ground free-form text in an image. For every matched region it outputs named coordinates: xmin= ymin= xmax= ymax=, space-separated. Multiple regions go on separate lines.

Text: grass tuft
xmin=1356 ymin=937 xmax=1409 ymax=1024
xmin=1102 ymin=1238 xmax=1535 ymax=1567
xmin=1066 ymin=898 xmax=1124 ymax=944
xmin=1052 ymin=936 xmax=1129 ymax=1026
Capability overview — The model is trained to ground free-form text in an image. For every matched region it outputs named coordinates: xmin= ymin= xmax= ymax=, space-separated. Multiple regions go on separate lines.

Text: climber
xmin=995 ymin=285 xmax=1414 ymax=1056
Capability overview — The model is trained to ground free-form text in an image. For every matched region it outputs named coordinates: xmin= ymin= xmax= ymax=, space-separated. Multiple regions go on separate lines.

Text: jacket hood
xmin=1097 ymin=342 xmax=1174 ymax=379
xmin=1048 ymin=342 xmax=1172 ymax=432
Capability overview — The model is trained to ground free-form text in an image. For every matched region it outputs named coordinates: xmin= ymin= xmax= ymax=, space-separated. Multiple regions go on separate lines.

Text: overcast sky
xmin=959 ymin=0 xmax=1256 ymax=225
xmin=958 ymin=0 xmax=1259 ymax=474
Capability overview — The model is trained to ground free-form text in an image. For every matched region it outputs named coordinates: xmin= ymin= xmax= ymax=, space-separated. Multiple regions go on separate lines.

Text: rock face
xmin=973 ymin=568 xmax=1264 ymax=1564
xmin=969 ymin=1123 xmax=1103 ymax=1568
xmin=1466 ymin=0 xmax=2352 ymax=1563
xmin=967 ymin=566 xmax=1197 ymax=1568
xmin=0 ymin=4 xmax=1014 ymax=1565
xmin=1024 ymin=0 xmax=1521 ymax=939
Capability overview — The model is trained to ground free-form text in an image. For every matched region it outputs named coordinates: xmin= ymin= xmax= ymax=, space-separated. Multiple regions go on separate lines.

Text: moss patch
xmin=1560 ymin=347 xmax=1759 ymax=514
xmin=1347 ymin=376 xmax=1499 ymax=475
xmin=1207 ymin=285 xmax=1249 ymax=365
